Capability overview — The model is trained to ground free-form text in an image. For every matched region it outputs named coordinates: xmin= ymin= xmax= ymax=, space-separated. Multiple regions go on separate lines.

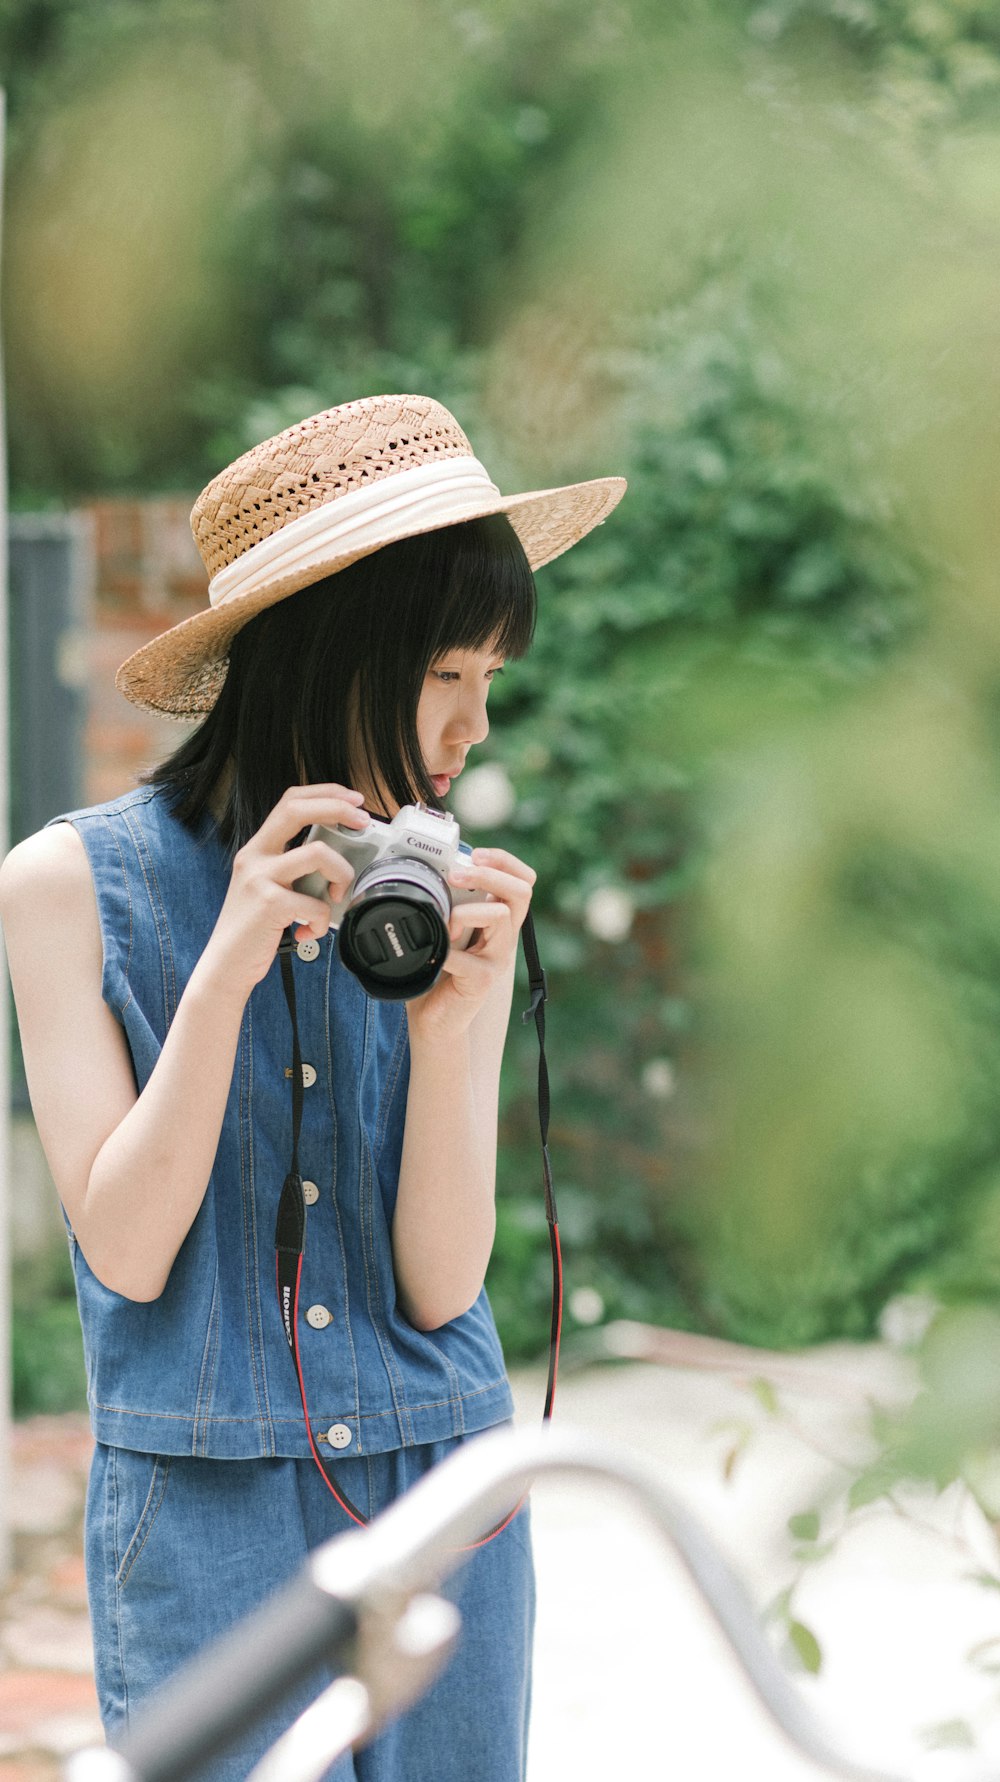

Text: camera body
xmin=294 ymin=802 xmax=480 ymax=1000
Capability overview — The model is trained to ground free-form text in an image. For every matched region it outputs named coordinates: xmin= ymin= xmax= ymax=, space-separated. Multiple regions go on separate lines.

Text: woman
xmin=0 ymin=393 xmax=625 ymax=1780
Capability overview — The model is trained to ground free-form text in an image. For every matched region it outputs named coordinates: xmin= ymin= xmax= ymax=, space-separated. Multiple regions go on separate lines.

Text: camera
xmin=294 ymin=802 xmax=481 ymax=1001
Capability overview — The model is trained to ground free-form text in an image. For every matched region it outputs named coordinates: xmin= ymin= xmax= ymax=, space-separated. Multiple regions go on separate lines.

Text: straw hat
xmin=116 ymin=392 xmax=627 ymax=717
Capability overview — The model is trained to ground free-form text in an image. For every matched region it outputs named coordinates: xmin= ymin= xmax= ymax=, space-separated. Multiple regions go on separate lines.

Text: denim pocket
xmin=114 ymin=1450 xmax=172 ymax=1591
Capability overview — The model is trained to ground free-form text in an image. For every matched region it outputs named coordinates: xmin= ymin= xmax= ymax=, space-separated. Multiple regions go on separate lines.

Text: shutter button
xmin=302 ymin=1180 xmax=319 ymax=1206
xmin=326 ymin=1424 xmax=352 ymax=1449
xmin=297 ymin=938 xmax=320 ymax=961
xmin=306 ymin=1304 xmax=332 ymax=1329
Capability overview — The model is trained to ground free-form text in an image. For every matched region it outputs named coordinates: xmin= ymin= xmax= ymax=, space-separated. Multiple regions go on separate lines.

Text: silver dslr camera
xmin=294 ymin=802 xmax=481 ymax=1000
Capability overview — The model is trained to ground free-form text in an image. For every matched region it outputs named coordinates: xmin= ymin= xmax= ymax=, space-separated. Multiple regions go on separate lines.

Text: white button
xmin=326 ymin=1424 xmax=353 ymax=1449
xmin=285 ymin=1063 xmax=317 ymax=1088
xmin=302 ymin=1180 xmax=319 ymax=1206
xmin=297 ymin=938 xmax=320 ymax=961
xmin=306 ymin=1304 xmax=332 ymax=1329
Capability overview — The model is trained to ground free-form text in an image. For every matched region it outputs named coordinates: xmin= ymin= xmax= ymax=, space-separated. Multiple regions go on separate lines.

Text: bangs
xmin=352 ymin=511 xmax=537 ymax=815
xmin=420 ymin=513 xmax=537 ymax=663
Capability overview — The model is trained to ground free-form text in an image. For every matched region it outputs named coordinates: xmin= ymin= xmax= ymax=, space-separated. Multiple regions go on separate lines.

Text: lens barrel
xmin=337 ymin=860 xmax=452 ymax=1000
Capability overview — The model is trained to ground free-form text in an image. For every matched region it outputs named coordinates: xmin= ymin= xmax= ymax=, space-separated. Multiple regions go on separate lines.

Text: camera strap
xmin=274 ymin=908 xmax=560 ymax=1549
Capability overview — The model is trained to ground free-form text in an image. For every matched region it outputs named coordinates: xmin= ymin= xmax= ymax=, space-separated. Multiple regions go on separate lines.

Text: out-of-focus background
xmin=3 ymin=0 xmax=1000 ymax=1776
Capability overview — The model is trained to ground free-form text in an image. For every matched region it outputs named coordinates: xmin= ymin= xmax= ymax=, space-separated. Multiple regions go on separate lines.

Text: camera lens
xmin=337 ymin=860 xmax=452 ymax=1000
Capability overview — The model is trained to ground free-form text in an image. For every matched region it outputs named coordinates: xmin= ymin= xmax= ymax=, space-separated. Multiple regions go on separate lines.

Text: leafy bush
xmin=479 ymin=282 xmax=926 ymax=1354
xmin=12 ymin=1243 xmax=87 ymax=1417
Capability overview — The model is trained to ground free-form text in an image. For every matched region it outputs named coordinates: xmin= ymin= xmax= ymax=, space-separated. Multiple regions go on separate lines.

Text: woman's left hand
xmin=405 ymin=847 xmax=536 ymax=1042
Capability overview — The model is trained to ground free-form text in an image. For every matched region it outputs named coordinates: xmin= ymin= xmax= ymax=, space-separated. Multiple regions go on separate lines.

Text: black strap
xmin=274 ymin=941 xmax=306 ymax=1351
xmin=519 ymin=908 xmax=560 ymax=1420
xmin=520 ymin=910 xmax=553 ymax=1219
xmin=279 ymin=942 xmax=304 ymax=1180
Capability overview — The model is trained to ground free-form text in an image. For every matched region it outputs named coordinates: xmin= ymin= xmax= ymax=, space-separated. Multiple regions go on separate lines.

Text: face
xmin=351 ymin=642 xmax=506 ymax=817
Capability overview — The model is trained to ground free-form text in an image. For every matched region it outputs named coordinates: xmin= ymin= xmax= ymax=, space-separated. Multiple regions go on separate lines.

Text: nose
xmin=448 ymin=686 xmax=490 ymax=748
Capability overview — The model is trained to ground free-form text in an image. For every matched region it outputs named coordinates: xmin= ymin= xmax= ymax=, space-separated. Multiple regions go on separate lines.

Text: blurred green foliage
xmin=11 ymin=1242 xmax=86 ymax=1416
xmin=3 ymin=0 xmax=1000 ymax=1397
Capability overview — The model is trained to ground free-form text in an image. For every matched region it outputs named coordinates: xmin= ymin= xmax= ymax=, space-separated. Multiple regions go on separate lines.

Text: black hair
xmin=142 ymin=511 xmax=536 ymax=853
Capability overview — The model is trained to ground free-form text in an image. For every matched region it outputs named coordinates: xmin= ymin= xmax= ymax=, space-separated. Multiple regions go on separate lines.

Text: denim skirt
xmin=85 ymin=1424 xmax=535 ymax=1782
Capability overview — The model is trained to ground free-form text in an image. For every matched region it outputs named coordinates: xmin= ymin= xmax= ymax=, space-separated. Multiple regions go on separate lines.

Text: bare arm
xmin=392 ymin=851 xmax=532 ymax=1331
xmin=393 ymin=1025 xmax=496 ymax=1332
xmin=0 ymin=788 xmax=371 ymax=1301
xmin=0 ymin=824 xmax=248 ymax=1299
xmin=466 ymin=949 xmax=517 ymax=1170
xmin=392 ymin=956 xmax=515 ymax=1332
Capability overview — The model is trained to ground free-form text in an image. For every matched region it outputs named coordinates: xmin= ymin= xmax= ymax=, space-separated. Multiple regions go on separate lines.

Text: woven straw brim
xmin=116 ymin=474 xmax=626 ymax=717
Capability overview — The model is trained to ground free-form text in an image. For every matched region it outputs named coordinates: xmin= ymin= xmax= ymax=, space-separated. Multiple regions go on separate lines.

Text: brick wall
xmin=83 ymin=496 xmax=204 ymax=804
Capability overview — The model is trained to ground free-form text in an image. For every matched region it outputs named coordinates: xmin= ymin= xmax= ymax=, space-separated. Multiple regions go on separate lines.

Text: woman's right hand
xmin=202 ymin=785 xmax=372 ymax=1000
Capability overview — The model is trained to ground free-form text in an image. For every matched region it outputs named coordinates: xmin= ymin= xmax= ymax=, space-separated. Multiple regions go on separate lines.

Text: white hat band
xmin=209 ymin=456 xmax=502 ymax=609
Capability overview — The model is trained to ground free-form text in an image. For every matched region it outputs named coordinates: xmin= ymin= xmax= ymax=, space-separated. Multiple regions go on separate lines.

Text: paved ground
xmin=4 ymin=1331 xmax=1000 ymax=1781
xmin=0 ymin=1413 xmax=99 ymax=1782
xmin=512 ymin=1335 xmax=1000 ymax=1782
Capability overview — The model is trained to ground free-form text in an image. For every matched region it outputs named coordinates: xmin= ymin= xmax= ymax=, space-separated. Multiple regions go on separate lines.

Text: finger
xmin=257 ymin=788 xmax=371 ymax=852
xmin=272 ymin=837 xmax=357 ymax=897
xmin=464 ymin=847 xmax=537 ymax=886
xmin=288 ymin=891 xmax=338 ymax=940
xmin=449 ymin=861 xmax=534 ymax=906
xmin=455 ymin=927 xmax=484 ymax=954
xmin=439 ymin=941 xmax=493 ymax=989
xmin=448 ymin=900 xmax=510 ymax=932
xmin=448 ymin=907 xmax=510 ymax=958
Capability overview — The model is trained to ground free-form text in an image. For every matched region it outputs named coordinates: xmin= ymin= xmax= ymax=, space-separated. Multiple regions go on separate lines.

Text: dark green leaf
xmin=787 ymin=1621 xmax=823 ymax=1675
xmin=787 ymin=1510 xmax=821 ymax=1541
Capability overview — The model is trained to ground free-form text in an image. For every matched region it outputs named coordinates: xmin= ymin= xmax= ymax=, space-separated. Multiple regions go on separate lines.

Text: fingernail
xmin=450 ymin=867 xmax=471 ymax=884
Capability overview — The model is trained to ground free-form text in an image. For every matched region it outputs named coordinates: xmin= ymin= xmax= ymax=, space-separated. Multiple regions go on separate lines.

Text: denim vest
xmin=48 ymin=785 xmax=515 ymax=1459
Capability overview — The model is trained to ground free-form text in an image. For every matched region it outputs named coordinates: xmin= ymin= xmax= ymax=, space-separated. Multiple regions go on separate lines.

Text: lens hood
xmin=338 ymin=872 xmax=451 ymax=1000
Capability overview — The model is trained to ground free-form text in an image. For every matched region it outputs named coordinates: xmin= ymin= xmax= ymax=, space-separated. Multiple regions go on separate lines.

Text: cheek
xmin=415 ymin=692 xmax=442 ymax=747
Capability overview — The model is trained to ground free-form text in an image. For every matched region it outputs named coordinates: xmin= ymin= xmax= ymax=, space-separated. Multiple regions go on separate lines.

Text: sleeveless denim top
xmin=48 ymin=785 xmax=515 ymax=1459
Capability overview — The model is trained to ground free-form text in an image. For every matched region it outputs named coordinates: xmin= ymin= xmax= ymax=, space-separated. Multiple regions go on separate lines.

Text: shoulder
xmin=0 ymin=788 xmax=167 ymax=915
xmin=0 ymin=823 xmax=91 ymax=923
xmin=0 ymin=823 xmax=105 ymax=1006
xmin=0 ymin=825 xmax=103 ymax=986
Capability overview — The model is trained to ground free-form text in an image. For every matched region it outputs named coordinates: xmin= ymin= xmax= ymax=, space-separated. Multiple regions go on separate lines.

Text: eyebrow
xmin=434 ymin=656 xmax=506 ymax=670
